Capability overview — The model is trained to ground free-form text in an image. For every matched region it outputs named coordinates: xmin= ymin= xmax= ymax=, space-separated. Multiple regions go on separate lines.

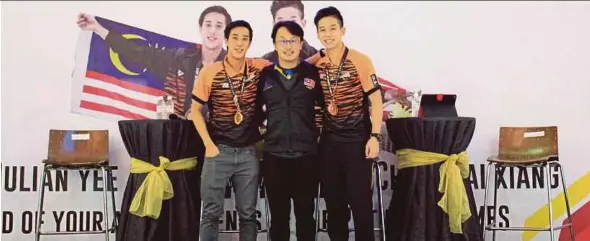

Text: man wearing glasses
xmin=257 ymin=21 xmax=324 ymax=241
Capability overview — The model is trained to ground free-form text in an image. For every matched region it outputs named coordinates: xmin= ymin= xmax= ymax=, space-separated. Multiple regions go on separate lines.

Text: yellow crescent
xmin=109 ymin=34 xmax=147 ymax=76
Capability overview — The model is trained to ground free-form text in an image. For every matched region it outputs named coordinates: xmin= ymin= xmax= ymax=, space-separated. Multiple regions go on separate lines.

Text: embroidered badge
xmin=304 ymin=78 xmax=316 ymax=89
xmin=341 ymin=71 xmax=351 ymax=79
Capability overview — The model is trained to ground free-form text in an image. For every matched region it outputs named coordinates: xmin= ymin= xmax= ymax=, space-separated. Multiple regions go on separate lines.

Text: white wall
xmin=2 ymin=1 xmax=590 ymax=241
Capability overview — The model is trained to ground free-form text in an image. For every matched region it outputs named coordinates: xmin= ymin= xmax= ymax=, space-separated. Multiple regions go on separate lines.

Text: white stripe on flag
xmin=77 ymin=107 xmax=134 ymax=121
xmin=80 ymin=91 xmax=158 ymax=119
xmin=83 ymin=77 xmax=160 ymax=104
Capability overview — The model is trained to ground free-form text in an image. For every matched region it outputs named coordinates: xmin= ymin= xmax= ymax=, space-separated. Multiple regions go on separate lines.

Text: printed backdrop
xmin=2 ymin=1 xmax=590 ymax=241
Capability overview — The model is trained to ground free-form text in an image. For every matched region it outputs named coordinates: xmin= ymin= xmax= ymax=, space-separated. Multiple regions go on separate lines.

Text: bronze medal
xmin=328 ymin=102 xmax=338 ymax=116
xmin=324 ymin=47 xmax=349 ymax=118
xmin=234 ymin=111 xmax=243 ymax=125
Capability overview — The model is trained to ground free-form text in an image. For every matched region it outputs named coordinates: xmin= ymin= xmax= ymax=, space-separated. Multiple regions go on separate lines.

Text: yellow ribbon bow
xmin=396 ymin=148 xmax=471 ymax=234
xmin=129 ymin=156 xmax=197 ymax=219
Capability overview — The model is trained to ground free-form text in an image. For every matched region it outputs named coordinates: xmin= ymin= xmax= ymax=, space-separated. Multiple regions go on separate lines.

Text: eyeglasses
xmin=276 ymin=39 xmax=300 ymax=46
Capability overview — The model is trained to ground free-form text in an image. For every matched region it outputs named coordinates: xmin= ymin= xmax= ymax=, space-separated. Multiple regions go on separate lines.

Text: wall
xmin=2 ymin=1 xmax=590 ymax=241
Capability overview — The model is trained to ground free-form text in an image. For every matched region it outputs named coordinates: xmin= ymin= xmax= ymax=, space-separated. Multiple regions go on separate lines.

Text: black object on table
xmin=117 ymin=120 xmax=205 ymax=241
xmin=384 ymin=117 xmax=483 ymax=241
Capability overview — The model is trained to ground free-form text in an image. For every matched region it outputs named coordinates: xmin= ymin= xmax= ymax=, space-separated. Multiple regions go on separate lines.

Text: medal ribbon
xmin=325 ymin=47 xmax=349 ymax=104
xmin=224 ymin=62 xmax=248 ymax=113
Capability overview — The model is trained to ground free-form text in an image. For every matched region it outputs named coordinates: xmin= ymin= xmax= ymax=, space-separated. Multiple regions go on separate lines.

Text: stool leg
xmin=108 ymin=168 xmax=118 ymax=233
xmin=482 ymin=162 xmax=494 ymax=241
xmin=545 ymin=163 xmax=555 ymax=241
xmin=199 ymin=201 xmax=204 ymax=241
xmin=264 ymin=185 xmax=271 ymax=241
xmin=492 ymin=165 xmax=500 ymax=241
xmin=374 ymin=162 xmax=386 ymax=241
xmin=35 ymin=165 xmax=48 ymax=241
xmin=315 ymin=183 xmax=321 ymax=241
xmin=101 ymin=166 xmax=110 ymax=241
xmin=556 ymin=163 xmax=575 ymax=241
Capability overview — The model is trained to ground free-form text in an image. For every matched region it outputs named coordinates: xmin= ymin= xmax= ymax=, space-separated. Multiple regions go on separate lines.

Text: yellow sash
xmin=396 ymin=148 xmax=471 ymax=234
xmin=129 ymin=156 xmax=198 ymax=219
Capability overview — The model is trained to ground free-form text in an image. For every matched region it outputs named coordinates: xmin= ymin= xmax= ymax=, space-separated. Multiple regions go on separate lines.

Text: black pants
xmin=262 ymin=153 xmax=319 ymax=241
xmin=320 ymin=140 xmax=374 ymax=241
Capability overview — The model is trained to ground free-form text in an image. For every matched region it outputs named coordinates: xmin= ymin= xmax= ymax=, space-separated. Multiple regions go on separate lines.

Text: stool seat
xmin=487 ymin=155 xmax=559 ymax=165
xmin=42 ymin=158 xmax=109 ymax=167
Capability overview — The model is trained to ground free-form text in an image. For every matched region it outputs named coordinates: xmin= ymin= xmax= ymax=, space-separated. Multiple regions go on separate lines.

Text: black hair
xmin=313 ymin=6 xmax=344 ymax=28
xmin=270 ymin=0 xmax=305 ymax=19
xmin=271 ymin=21 xmax=304 ymax=43
xmin=198 ymin=5 xmax=232 ymax=27
xmin=224 ymin=20 xmax=253 ymax=42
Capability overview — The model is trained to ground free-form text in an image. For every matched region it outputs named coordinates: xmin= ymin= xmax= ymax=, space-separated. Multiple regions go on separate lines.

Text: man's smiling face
xmin=226 ymin=26 xmax=251 ymax=59
xmin=200 ymin=12 xmax=226 ymax=50
xmin=274 ymin=26 xmax=303 ymax=63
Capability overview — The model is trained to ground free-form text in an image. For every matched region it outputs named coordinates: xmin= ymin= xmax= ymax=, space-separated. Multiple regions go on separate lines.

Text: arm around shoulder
xmin=305 ymin=52 xmax=322 ymax=65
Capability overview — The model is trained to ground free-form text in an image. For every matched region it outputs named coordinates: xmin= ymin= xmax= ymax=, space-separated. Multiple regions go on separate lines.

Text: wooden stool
xmin=314 ymin=159 xmax=387 ymax=241
xmin=482 ymin=126 xmax=575 ymax=241
xmin=35 ymin=130 xmax=117 ymax=241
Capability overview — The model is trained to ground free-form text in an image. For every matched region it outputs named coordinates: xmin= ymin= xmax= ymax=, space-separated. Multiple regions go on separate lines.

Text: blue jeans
xmin=199 ymin=144 xmax=260 ymax=241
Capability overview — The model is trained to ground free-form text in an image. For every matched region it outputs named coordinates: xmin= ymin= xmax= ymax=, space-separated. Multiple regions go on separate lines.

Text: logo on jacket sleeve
xmin=263 ymin=81 xmax=274 ymax=91
xmin=304 ymin=78 xmax=315 ymax=89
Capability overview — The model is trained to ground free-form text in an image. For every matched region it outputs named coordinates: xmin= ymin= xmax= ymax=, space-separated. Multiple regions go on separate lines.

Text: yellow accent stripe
xmin=522 ymin=171 xmax=590 ymax=241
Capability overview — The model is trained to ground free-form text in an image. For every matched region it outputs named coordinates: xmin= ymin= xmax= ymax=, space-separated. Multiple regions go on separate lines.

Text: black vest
xmin=258 ymin=62 xmax=323 ymax=155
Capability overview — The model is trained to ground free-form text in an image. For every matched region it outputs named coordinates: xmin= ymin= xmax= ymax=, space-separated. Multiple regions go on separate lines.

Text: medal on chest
xmin=234 ymin=108 xmax=244 ymax=125
xmin=325 ymin=47 xmax=349 ymax=116
xmin=224 ymin=63 xmax=248 ymax=125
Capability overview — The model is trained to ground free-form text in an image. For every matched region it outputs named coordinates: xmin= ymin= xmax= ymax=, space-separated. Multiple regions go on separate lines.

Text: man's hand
xmin=205 ymin=144 xmax=220 ymax=158
xmin=365 ymin=137 xmax=379 ymax=159
xmin=76 ymin=13 xmax=108 ymax=39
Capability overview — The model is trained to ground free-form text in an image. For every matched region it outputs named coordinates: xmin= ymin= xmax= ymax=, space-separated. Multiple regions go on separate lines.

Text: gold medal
xmin=234 ymin=111 xmax=244 ymax=125
xmin=328 ymin=102 xmax=338 ymax=116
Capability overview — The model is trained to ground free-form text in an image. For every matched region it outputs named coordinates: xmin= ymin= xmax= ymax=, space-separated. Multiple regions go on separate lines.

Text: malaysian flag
xmin=71 ymin=16 xmax=195 ymax=121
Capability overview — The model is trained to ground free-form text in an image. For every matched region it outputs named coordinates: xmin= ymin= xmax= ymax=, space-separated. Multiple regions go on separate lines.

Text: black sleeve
xmin=311 ymin=66 xmax=325 ymax=108
xmin=307 ymin=64 xmax=325 ymax=133
xmin=104 ymin=30 xmax=178 ymax=80
xmin=255 ymin=67 xmax=271 ymax=128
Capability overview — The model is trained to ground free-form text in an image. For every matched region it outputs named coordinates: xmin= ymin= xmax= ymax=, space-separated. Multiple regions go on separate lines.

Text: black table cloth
xmin=117 ymin=120 xmax=205 ymax=241
xmin=384 ymin=117 xmax=483 ymax=241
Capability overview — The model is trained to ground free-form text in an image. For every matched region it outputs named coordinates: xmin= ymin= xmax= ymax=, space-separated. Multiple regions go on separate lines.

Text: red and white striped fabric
xmin=71 ymin=31 xmax=166 ymax=121
xmin=79 ymin=70 xmax=164 ymax=120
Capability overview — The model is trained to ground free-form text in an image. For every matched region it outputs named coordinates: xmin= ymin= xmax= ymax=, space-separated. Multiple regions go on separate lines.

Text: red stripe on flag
xmin=80 ymin=100 xmax=150 ymax=120
xmin=86 ymin=71 xmax=165 ymax=97
xmin=82 ymin=85 xmax=156 ymax=111
xmin=377 ymin=77 xmax=405 ymax=92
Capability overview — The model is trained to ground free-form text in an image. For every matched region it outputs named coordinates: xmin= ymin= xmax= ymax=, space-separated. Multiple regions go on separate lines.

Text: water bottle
xmin=156 ymin=95 xmax=174 ymax=119
xmin=164 ymin=95 xmax=174 ymax=117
